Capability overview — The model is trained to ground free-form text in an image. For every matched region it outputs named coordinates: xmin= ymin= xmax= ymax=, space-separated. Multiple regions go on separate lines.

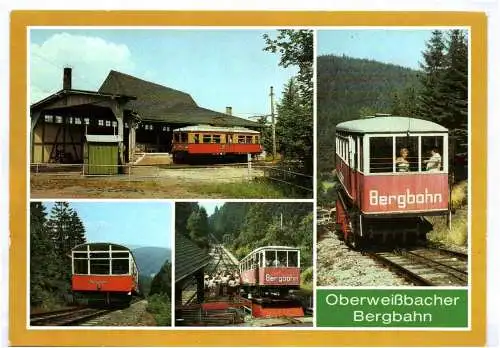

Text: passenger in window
xmin=396 ymin=148 xmax=410 ymax=172
xmin=194 ymin=134 xmax=199 ymax=144
xmin=424 ymin=148 xmax=442 ymax=172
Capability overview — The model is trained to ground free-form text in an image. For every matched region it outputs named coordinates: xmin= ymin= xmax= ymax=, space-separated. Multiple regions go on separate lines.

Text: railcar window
xmin=246 ymin=136 xmax=253 ymax=143
xmin=265 ymin=250 xmax=275 ymax=266
xmin=288 ymin=251 xmax=298 ymax=267
xmin=74 ymin=259 xmax=88 ymax=274
xmin=112 ymin=258 xmax=129 ymax=274
xmin=213 ymin=135 xmax=221 ymax=143
xmin=359 ymin=138 xmax=364 ymax=172
xmin=181 ymin=132 xmax=188 ymax=143
xmin=369 ymin=137 xmax=393 ymax=173
xmin=44 ymin=115 xmax=54 ymax=123
xmin=255 ymin=136 xmax=260 ymax=144
xmin=396 ymin=136 xmax=418 ymax=172
xmin=194 ymin=134 xmax=200 ymax=144
xmin=90 ymin=259 xmax=110 ymax=274
xmin=238 ymin=135 xmax=245 ymax=144
xmin=277 ymin=251 xmax=287 ymax=267
xmin=203 ymin=134 xmax=211 ymax=143
xmin=421 ymin=136 xmax=444 ymax=172
xmin=259 ymin=252 xmax=264 ymax=267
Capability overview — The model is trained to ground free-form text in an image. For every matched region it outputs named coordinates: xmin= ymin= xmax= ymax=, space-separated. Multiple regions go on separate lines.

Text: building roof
xmin=98 ymin=70 xmax=259 ymax=128
xmin=30 ymin=88 xmax=136 ymax=111
xmin=336 ymin=116 xmax=448 ymax=134
xmin=175 ymin=231 xmax=211 ymax=283
xmin=85 ymin=134 xmax=122 ymax=143
xmin=173 ymin=125 xmax=260 ymax=134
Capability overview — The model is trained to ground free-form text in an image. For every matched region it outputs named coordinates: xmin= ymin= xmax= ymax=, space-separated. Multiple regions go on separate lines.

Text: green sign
xmin=316 ymin=289 xmax=468 ymax=327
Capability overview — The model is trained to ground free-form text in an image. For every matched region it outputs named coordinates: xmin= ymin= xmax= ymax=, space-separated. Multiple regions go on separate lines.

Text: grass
xmin=193 ymin=180 xmax=309 ymax=198
xmin=146 ymin=293 xmax=171 ymax=326
xmin=427 ymin=180 xmax=468 ymax=247
xmin=300 ymin=267 xmax=314 ymax=293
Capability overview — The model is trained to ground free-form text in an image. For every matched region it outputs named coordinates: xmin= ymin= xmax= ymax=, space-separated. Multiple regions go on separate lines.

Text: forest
xmin=176 ymin=202 xmax=313 ymax=270
xmin=30 ymin=202 xmax=86 ymax=309
xmin=317 ymin=30 xmax=468 ymax=175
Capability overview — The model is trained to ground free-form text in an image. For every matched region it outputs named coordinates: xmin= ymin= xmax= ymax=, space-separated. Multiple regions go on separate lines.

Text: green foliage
xmin=419 ymin=29 xmax=468 ymax=174
xmin=147 ymin=293 xmax=171 ymax=326
xmin=30 ymin=202 xmax=86 ymax=309
xmin=149 ymin=261 xmax=172 ymax=297
xmin=209 ymin=203 xmax=314 ymax=268
xmin=186 ymin=207 xmax=210 ymax=250
xmin=263 ymin=30 xmax=313 ymax=176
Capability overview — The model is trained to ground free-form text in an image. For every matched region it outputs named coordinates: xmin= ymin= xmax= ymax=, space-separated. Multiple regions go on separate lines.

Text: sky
xmin=317 ymin=29 xmax=437 ymax=70
xmin=41 ymin=201 xmax=172 ymax=249
xmin=198 ymin=201 xmax=224 ymax=216
xmin=29 ymin=29 xmax=298 ymax=119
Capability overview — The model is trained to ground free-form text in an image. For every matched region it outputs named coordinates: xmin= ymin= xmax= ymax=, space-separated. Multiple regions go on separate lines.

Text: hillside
xmin=132 ymin=247 xmax=171 ymax=278
xmin=317 ymin=55 xmax=421 ymax=172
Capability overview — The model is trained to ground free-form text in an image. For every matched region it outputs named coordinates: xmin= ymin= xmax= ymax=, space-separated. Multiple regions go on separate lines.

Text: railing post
xmin=247 ymin=154 xmax=252 ymax=181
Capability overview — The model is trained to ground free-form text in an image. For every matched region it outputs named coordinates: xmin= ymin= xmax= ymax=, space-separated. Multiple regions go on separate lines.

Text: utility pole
xmin=270 ymin=86 xmax=276 ymax=159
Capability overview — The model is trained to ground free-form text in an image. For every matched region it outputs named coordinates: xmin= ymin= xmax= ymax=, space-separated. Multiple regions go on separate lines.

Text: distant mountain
xmin=132 ymin=247 xmax=171 ymax=278
xmin=317 ymin=54 xmax=421 ymax=172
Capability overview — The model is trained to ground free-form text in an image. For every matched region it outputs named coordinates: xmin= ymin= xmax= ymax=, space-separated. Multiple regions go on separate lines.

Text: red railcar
xmin=172 ymin=125 xmax=262 ymax=163
xmin=334 ymin=116 xmax=450 ymax=247
xmin=71 ymin=243 xmax=139 ymax=306
xmin=239 ymin=246 xmax=300 ymax=296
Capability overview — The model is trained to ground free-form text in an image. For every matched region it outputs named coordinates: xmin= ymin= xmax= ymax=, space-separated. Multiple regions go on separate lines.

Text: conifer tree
xmin=418 ymin=30 xmax=447 ymax=121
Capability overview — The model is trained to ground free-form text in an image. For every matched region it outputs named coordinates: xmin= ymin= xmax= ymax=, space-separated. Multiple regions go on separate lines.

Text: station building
xmin=30 ymin=68 xmax=259 ymax=165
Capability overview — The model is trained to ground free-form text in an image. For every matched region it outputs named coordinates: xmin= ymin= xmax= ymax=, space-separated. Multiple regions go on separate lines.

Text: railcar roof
xmin=242 ymin=246 xmax=300 ymax=259
xmin=336 ymin=116 xmax=448 ymax=133
xmin=72 ymin=242 xmax=131 ymax=252
xmin=173 ymin=124 xmax=260 ymax=134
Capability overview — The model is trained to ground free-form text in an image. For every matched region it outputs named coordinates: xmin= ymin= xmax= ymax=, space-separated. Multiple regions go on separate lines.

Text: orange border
xmin=10 ymin=11 xmax=486 ymax=346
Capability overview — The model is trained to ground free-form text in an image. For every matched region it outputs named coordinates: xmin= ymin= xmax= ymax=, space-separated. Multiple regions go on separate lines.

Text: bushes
xmin=146 ymin=293 xmax=171 ymax=326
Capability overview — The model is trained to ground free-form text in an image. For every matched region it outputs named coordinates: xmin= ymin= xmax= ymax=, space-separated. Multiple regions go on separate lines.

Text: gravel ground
xmin=82 ymin=300 xmax=157 ymax=326
xmin=316 ymin=227 xmax=411 ymax=287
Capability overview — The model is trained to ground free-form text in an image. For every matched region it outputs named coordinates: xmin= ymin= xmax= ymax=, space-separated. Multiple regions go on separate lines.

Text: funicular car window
xmin=194 ymin=133 xmax=200 ymax=144
xmin=395 ymin=136 xmax=418 ymax=172
xmin=90 ymin=258 xmax=110 ymax=274
xmin=277 ymin=251 xmax=287 ymax=266
xmin=259 ymin=252 xmax=264 ymax=267
xmin=112 ymin=258 xmax=129 ymax=274
xmin=246 ymin=136 xmax=253 ymax=143
xmin=265 ymin=250 xmax=275 ymax=266
xmin=369 ymin=137 xmax=393 ymax=173
xmin=288 ymin=251 xmax=298 ymax=267
xmin=255 ymin=136 xmax=260 ymax=144
xmin=203 ymin=134 xmax=211 ymax=143
xmin=238 ymin=135 xmax=245 ymax=144
xmin=213 ymin=135 xmax=221 ymax=143
xmin=421 ymin=136 xmax=444 ymax=172
xmin=74 ymin=258 xmax=88 ymax=274
xmin=181 ymin=132 xmax=188 ymax=143
xmin=359 ymin=137 xmax=364 ymax=172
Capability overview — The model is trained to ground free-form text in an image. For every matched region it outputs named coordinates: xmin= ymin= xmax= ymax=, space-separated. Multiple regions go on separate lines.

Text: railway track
xmin=369 ymin=247 xmax=468 ymax=286
xmin=30 ymin=307 xmax=112 ymax=326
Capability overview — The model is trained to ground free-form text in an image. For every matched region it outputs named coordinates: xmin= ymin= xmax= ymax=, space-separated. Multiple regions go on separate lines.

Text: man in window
xmin=424 ymin=148 xmax=442 ymax=172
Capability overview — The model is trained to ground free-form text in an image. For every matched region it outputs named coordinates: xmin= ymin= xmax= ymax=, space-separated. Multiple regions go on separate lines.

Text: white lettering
xmin=265 ymin=273 xmax=299 ymax=283
xmin=369 ymin=189 xmax=443 ymax=209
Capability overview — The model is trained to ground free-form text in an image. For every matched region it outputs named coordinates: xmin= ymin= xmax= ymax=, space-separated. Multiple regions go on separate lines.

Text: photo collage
xmin=23 ymin=20 xmax=478 ymax=343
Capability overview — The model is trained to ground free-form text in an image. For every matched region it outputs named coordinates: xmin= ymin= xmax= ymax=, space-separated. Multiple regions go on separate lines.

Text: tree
xmin=263 ymin=30 xmax=314 ymax=175
xmin=30 ymin=202 xmax=58 ymax=306
xmin=442 ymin=30 xmax=468 ymax=155
xmin=275 ymin=78 xmax=313 ymax=171
xmin=418 ymin=30 xmax=447 ymax=121
xmin=186 ymin=207 xmax=210 ymax=250
xmin=263 ymin=30 xmax=313 ymax=105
